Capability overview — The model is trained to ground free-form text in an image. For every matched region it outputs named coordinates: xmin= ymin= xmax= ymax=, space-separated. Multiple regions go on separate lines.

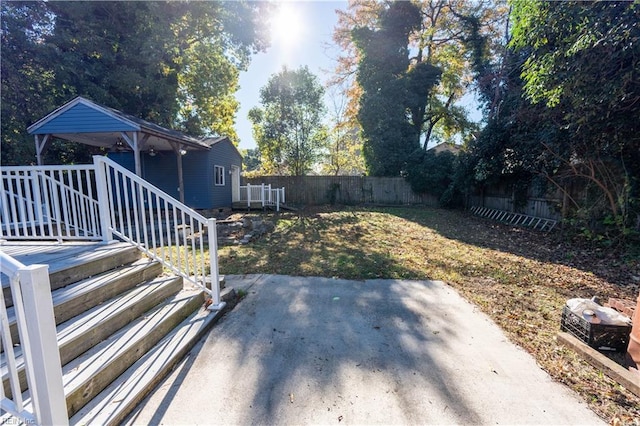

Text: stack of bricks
xmin=605 ymin=297 xmax=636 ymax=320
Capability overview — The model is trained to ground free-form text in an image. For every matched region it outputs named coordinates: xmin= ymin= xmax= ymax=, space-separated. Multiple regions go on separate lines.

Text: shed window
xmin=214 ymin=165 xmax=225 ymax=186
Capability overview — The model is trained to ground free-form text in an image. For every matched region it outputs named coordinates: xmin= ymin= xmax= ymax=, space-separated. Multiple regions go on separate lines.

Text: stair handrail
xmin=93 ymin=156 xmax=225 ymax=309
xmin=0 ymin=252 xmax=68 ymax=426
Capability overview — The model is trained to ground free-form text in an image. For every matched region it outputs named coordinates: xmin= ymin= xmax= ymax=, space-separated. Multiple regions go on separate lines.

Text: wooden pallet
xmin=470 ymin=206 xmax=557 ymax=232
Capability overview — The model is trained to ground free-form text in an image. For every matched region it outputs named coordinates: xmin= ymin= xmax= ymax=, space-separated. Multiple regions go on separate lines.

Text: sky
xmin=234 ymin=1 xmax=482 ymax=152
xmin=235 ymin=1 xmax=348 ymax=151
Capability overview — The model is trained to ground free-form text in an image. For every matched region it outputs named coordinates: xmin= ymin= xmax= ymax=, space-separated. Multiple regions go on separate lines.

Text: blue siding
xmin=209 ymin=141 xmax=242 ymax=208
xmin=34 ymin=104 xmax=138 ymax=134
xmin=181 ymin=153 xmax=213 ymax=209
xmin=109 ymin=139 xmax=241 ymax=210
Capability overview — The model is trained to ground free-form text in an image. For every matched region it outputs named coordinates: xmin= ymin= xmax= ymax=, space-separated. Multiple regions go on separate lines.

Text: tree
xmin=334 ymin=0 xmax=508 ymax=161
xmin=462 ymin=0 xmax=640 ymax=236
xmin=352 ymin=1 xmax=428 ymax=176
xmin=321 ymin=86 xmax=366 ymax=176
xmin=248 ymin=66 xmax=328 ymax=176
xmin=241 ymin=148 xmax=262 ymax=173
xmin=1 ymin=1 xmax=57 ymax=165
xmin=1 ymin=1 xmax=269 ymax=165
xmin=508 ymin=0 xmax=640 ymax=230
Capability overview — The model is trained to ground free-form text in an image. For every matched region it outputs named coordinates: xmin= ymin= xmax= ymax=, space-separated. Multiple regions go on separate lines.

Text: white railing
xmin=94 ymin=156 xmax=224 ymax=309
xmin=0 ymin=252 xmax=68 ymax=426
xmin=1 ymin=165 xmax=101 ymax=241
xmin=238 ymin=183 xmax=285 ymax=211
xmin=0 ymin=156 xmax=225 ymax=309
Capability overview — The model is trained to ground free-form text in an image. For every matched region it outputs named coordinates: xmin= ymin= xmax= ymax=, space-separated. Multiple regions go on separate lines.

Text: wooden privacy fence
xmin=243 ymin=176 xmax=438 ymax=206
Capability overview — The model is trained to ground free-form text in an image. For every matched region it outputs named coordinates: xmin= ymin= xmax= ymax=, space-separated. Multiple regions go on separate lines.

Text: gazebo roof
xmin=27 ymin=96 xmax=210 ymax=152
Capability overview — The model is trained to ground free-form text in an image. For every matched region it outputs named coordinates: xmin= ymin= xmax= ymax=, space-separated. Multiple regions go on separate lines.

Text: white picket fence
xmin=238 ymin=183 xmax=285 ymax=211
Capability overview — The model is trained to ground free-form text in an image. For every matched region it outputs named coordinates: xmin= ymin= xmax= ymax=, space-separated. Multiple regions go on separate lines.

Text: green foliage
xmin=405 ymin=150 xmax=463 ymax=207
xmin=511 ymin=0 xmax=640 ymax=233
xmin=241 ymin=148 xmax=262 ymax=172
xmin=249 ymin=66 xmax=328 ymax=176
xmin=352 ymin=1 xmax=426 ymax=176
xmin=320 ymin=87 xmax=366 ymax=176
xmin=1 ymin=1 xmax=269 ymax=165
xmin=460 ymin=0 xmax=640 ymax=239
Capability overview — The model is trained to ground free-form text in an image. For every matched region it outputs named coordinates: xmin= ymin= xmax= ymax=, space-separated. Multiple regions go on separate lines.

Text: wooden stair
xmin=1 ymin=243 xmax=234 ymax=425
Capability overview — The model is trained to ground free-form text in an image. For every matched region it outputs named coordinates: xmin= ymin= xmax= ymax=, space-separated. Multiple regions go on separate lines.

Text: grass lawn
xmin=218 ymin=205 xmax=640 ymax=423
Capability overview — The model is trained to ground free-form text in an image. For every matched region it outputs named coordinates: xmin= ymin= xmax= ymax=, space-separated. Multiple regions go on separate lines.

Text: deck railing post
xmin=261 ymin=183 xmax=265 ymax=208
xmin=30 ymin=170 xmax=45 ymax=238
xmin=17 ymin=264 xmax=68 ymax=426
xmin=247 ymin=183 xmax=251 ymax=208
xmin=93 ymin=156 xmax=113 ymax=242
xmin=276 ymin=188 xmax=280 ymax=212
xmin=206 ymin=218 xmax=225 ymax=310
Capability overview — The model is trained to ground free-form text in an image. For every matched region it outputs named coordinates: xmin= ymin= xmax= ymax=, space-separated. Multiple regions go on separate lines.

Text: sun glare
xmin=269 ymin=2 xmax=305 ymax=50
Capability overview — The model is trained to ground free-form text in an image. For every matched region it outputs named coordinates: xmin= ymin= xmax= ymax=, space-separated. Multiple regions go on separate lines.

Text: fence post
xmin=17 ymin=265 xmax=68 ymax=426
xmin=281 ymin=187 xmax=285 ymax=204
xmin=206 ymin=218 xmax=225 ymax=311
xmin=276 ymin=188 xmax=280 ymax=212
xmin=93 ymin=156 xmax=113 ymax=242
xmin=261 ymin=184 xmax=265 ymax=208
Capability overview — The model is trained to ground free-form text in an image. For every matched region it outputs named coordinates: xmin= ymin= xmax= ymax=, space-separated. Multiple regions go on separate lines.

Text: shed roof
xmin=27 ymin=96 xmax=210 ymax=152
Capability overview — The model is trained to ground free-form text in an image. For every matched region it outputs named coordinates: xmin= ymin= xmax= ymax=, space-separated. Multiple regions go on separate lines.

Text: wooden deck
xmin=1 ymin=241 xmax=134 ymax=284
xmin=232 ymin=202 xmax=296 ymax=211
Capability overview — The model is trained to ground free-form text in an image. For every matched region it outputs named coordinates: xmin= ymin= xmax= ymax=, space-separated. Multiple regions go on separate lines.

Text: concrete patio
xmin=126 ymin=274 xmax=603 ymax=425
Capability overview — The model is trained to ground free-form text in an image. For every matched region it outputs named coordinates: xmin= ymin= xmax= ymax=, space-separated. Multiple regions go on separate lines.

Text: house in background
xmin=26 ymin=96 xmax=242 ymax=210
xmin=428 ymin=142 xmax=462 ymax=155
xmin=110 ymin=136 xmax=242 ymax=210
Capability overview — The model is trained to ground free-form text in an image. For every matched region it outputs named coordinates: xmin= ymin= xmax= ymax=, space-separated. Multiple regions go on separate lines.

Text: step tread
xmin=52 ymin=258 xmax=161 ymax=308
xmin=56 ymin=275 xmax=182 ymax=350
xmin=62 ymin=289 xmax=205 ymax=417
xmin=4 ymin=258 xmax=161 ymax=332
xmin=70 ymin=289 xmax=233 ymax=426
xmin=47 ymin=243 xmax=138 ymax=275
xmin=1 ymin=275 xmax=183 ymax=382
xmin=48 ymin=244 xmax=143 ymax=290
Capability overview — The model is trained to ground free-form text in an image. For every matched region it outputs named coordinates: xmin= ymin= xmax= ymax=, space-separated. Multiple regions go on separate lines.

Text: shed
xmin=109 ymin=137 xmax=242 ymax=210
xmin=27 ymin=96 xmax=242 ymax=209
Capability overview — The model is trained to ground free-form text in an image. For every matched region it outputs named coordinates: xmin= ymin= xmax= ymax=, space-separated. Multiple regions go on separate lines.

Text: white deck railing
xmin=0 ymin=252 xmax=68 ymax=426
xmin=0 ymin=156 xmax=224 ymax=309
xmin=238 ymin=183 xmax=285 ymax=211
xmin=1 ymin=165 xmax=101 ymax=241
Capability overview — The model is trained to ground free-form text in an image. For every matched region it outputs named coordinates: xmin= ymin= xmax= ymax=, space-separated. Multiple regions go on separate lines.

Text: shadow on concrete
xmin=129 ymin=276 xmax=485 ymax=424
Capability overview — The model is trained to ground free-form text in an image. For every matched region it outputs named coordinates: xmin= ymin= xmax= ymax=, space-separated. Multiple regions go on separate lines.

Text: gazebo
xmin=26 ymin=96 xmax=210 ymax=202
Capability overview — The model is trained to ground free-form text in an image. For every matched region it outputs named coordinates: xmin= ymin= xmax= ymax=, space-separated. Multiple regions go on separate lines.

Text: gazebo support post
xmin=169 ymin=142 xmax=186 ymax=204
xmin=119 ymin=131 xmax=142 ymax=176
xmin=34 ymin=134 xmax=50 ymax=165
xmin=133 ymin=132 xmax=141 ymax=176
